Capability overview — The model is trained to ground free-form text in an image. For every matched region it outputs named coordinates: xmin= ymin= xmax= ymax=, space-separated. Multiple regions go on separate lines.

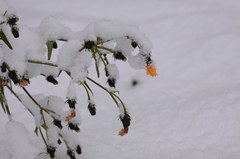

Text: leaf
xmin=0 ymin=30 xmax=13 ymax=50
xmin=46 ymin=41 xmax=53 ymax=60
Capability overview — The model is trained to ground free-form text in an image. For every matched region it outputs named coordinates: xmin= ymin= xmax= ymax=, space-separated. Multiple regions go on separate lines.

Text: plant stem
xmin=96 ymin=45 xmax=114 ymax=53
xmin=28 ymin=60 xmax=58 ymax=67
xmin=39 ymin=127 xmax=48 ymax=147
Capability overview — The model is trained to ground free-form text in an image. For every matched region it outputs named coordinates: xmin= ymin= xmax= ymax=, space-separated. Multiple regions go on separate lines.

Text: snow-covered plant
xmin=0 ymin=1 xmax=157 ymax=159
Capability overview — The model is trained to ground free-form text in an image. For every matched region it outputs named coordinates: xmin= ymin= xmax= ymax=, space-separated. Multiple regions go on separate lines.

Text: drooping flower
xmin=146 ymin=64 xmax=157 ymax=77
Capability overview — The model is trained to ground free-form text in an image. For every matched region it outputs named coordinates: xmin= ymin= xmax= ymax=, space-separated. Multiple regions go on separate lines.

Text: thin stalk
xmin=86 ymin=77 xmax=118 ymax=105
xmin=96 ymin=45 xmax=114 ymax=53
xmin=28 ymin=60 xmax=58 ymax=67
xmin=39 ymin=127 xmax=48 ymax=147
xmin=0 ymin=84 xmax=11 ymax=117
xmin=80 ymin=82 xmax=91 ymax=100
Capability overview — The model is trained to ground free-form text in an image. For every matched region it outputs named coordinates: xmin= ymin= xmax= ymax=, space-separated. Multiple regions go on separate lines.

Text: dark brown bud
xmin=11 ymin=25 xmax=19 ymax=38
xmin=1 ymin=63 xmax=7 ymax=73
xmin=46 ymin=75 xmax=58 ymax=85
xmin=76 ymin=145 xmax=82 ymax=154
xmin=84 ymin=40 xmax=96 ymax=50
xmin=107 ymin=77 xmax=115 ymax=88
xmin=47 ymin=146 xmax=56 ymax=159
xmin=57 ymin=139 xmax=62 ymax=145
xmin=53 ymin=119 xmax=62 ymax=129
xmin=68 ymin=122 xmax=80 ymax=132
xmin=131 ymin=41 xmax=138 ymax=48
xmin=120 ymin=113 xmax=131 ymax=128
xmin=8 ymin=70 xmax=20 ymax=84
xmin=113 ymin=51 xmax=127 ymax=61
xmin=66 ymin=99 xmax=76 ymax=109
xmin=7 ymin=17 xmax=18 ymax=25
xmin=52 ymin=41 xmax=58 ymax=49
xmin=67 ymin=149 xmax=76 ymax=159
xmin=88 ymin=102 xmax=96 ymax=116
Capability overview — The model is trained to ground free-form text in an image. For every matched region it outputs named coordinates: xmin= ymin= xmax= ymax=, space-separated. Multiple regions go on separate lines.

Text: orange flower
xmin=146 ymin=64 xmax=157 ymax=77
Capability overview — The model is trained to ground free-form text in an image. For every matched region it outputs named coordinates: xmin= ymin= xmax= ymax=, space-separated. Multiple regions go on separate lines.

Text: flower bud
xmin=53 ymin=119 xmax=62 ymax=129
xmin=131 ymin=41 xmax=138 ymax=48
xmin=88 ymin=102 xmax=96 ymax=116
xmin=46 ymin=75 xmax=58 ymax=85
xmin=8 ymin=70 xmax=20 ymax=84
xmin=107 ymin=77 xmax=115 ymax=88
xmin=113 ymin=51 xmax=127 ymax=61
xmin=84 ymin=40 xmax=96 ymax=49
xmin=47 ymin=146 xmax=56 ymax=159
xmin=68 ymin=122 xmax=80 ymax=132
xmin=11 ymin=25 xmax=19 ymax=38
xmin=67 ymin=149 xmax=76 ymax=159
xmin=76 ymin=145 xmax=82 ymax=154
xmin=52 ymin=41 xmax=58 ymax=49
xmin=66 ymin=99 xmax=76 ymax=109
xmin=120 ymin=113 xmax=131 ymax=128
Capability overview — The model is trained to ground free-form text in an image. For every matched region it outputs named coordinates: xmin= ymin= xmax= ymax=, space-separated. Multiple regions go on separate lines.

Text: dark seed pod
xmin=131 ymin=41 xmax=138 ymax=48
xmin=107 ymin=77 xmax=115 ymax=88
xmin=52 ymin=41 xmax=58 ymax=49
xmin=76 ymin=145 xmax=82 ymax=154
xmin=47 ymin=146 xmax=56 ymax=159
xmin=68 ymin=122 xmax=80 ymax=132
xmin=57 ymin=139 xmax=62 ymax=145
xmin=11 ymin=26 xmax=19 ymax=38
xmin=67 ymin=149 xmax=76 ymax=159
xmin=46 ymin=75 xmax=58 ymax=85
xmin=88 ymin=103 xmax=96 ymax=116
xmin=113 ymin=51 xmax=127 ymax=61
xmin=67 ymin=99 xmax=76 ymax=109
xmin=84 ymin=40 xmax=95 ymax=49
xmin=1 ymin=63 xmax=7 ymax=73
xmin=120 ymin=113 xmax=131 ymax=128
xmin=53 ymin=119 xmax=62 ymax=129
xmin=8 ymin=70 xmax=20 ymax=84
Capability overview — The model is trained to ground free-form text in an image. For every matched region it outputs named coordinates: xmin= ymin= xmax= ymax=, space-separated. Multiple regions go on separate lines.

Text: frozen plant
xmin=0 ymin=1 xmax=157 ymax=159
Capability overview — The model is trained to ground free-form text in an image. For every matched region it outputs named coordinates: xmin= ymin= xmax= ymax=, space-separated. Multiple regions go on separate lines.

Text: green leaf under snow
xmin=0 ymin=30 xmax=13 ymax=50
xmin=34 ymin=127 xmax=39 ymax=136
xmin=46 ymin=41 xmax=53 ymax=60
xmin=0 ymin=92 xmax=6 ymax=113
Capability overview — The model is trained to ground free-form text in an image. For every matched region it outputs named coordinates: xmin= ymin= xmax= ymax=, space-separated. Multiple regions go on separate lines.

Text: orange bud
xmin=118 ymin=127 xmax=129 ymax=136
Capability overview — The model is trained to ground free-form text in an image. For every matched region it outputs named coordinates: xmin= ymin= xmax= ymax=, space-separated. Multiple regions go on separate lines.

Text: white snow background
xmin=1 ymin=0 xmax=240 ymax=159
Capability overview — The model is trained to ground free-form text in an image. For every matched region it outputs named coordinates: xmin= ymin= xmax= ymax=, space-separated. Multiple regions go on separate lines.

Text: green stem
xmin=86 ymin=77 xmax=118 ymax=105
xmin=96 ymin=45 xmax=114 ymax=53
xmin=39 ymin=127 xmax=48 ymax=147
xmin=0 ymin=84 xmax=11 ymax=117
xmin=80 ymin=82 xmax=91 ymax=100
xmin=28 ymin=60 xmax=58 ymax=67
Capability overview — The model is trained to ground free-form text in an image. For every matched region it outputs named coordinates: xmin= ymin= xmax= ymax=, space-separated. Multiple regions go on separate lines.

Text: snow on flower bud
xmin=67 ymin=99 xmax=76 ymax=109
xmin=46 ymin=75 xmax=58 ymax=85
xmin=8 ymin=70 xmax=20 ymax=85
xmin=88 ymin=100 xmax=96 ymax=116
xmin=118 ymin=103 xmax=131 ymax=136
xmin=106 ymin=64 xmax=119 ymax=88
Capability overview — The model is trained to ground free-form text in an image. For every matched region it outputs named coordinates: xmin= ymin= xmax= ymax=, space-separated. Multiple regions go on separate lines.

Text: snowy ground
xmin=1 ymin=0 xmax=240 ymax=158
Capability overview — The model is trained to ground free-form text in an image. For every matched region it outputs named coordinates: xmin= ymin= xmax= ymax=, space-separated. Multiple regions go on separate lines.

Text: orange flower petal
xmin=118 ymin=127 xmax=129 ymax=136
xmin=65 ymin=109 xmax=76 ymax=121
xmin=146 ymin=64 xmax=158 ymax=77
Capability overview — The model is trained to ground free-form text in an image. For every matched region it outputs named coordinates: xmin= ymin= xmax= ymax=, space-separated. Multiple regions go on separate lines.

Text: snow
xmin=0 ymin=0 xmax=240 ymax=159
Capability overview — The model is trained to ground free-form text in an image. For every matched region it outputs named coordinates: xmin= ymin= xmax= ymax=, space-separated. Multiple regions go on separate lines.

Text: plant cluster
xmin=0 ymin=1 xmax=157 ymax=158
